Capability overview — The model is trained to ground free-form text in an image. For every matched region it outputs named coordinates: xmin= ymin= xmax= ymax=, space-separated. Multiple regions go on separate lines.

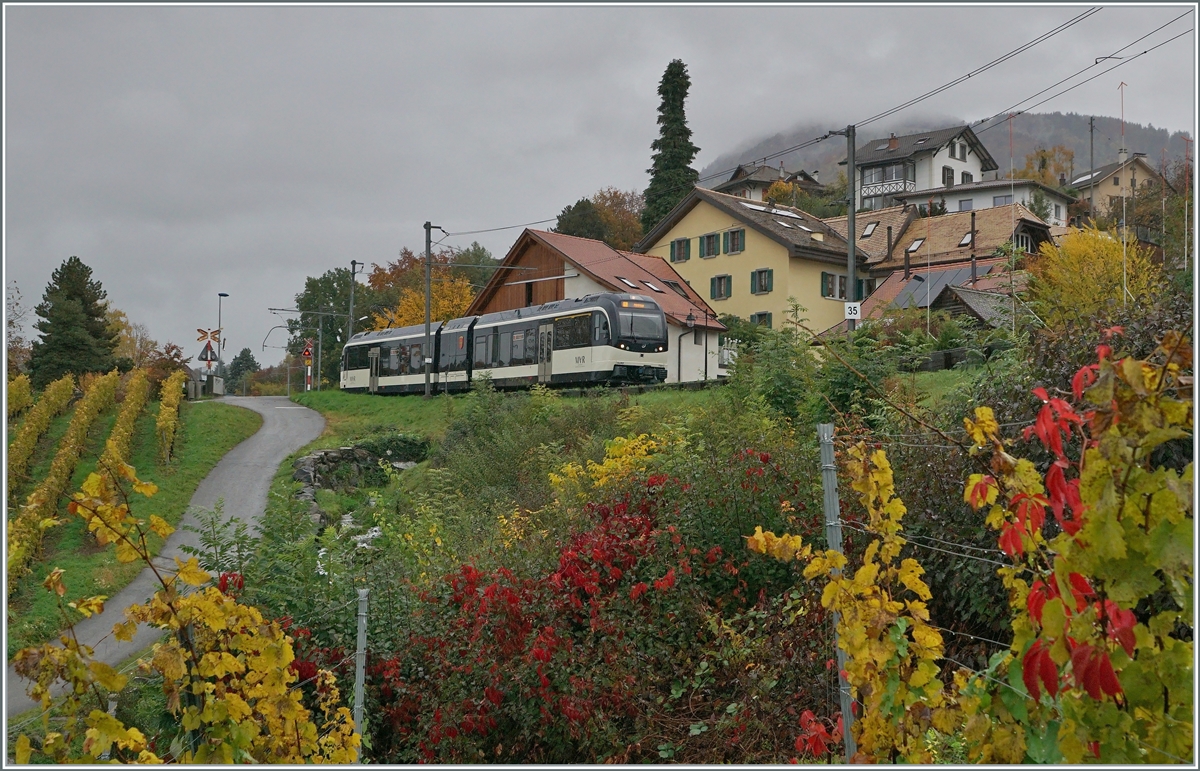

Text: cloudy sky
xmin=5 ymin=4 xmax=1195 ymax=366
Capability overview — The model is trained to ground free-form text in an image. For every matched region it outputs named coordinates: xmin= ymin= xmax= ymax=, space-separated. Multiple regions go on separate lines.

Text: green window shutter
xmin=856 ymin=278 xmax=864 ymax=301
xmin=727 ymin=274 xmax=732 ymax=297
xmin=685 ymin=239 xmax=691 ymax=260
xmin=669 ymin=240 xmax=676 ymax=262
xmin=723 ymin=231 xmax=730 ymax=253
xmin=751 ymin=271 xmax=757 ymax=294
xmin=820 ymin=271 xmax=830 ymax=298
xmin=710 ymin=276 xmax=717 ymax=299
xmin=766 ymin=269 xmax=774 ymax=292
xmin=740 ymin=229 xmax=746 ymax=251
xmin=765 ymin=313 xmax=773 ymax=329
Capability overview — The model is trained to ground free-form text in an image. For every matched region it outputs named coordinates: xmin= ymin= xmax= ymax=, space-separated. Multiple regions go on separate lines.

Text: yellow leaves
xmin=897 ymin=559 xmax=932 ymax=601
xmin=133 ymin=479 xmax=159 ymax=497
xmin=115 ymin=539 xmax=142 ymax=564
xmin=43 ymin=567 xmax=66 ymax=597
xmin=964 ymin=474 xmax=999 ymax=510
xmin=964 ymin=406 xmax=1001 ymax=450
xmin=152 ymin=641 xmax=188 ymax=681
xmin=910 ymin=624 xmax=943 ymax=652
xmin=148 ymin=515 xmax=173 ymax=539
xmin=743 ymin=526 xmax=809 ymax=562
xmin=15 ymin=734 xmax=31 ymax=764
xmin=199 ymin=651 xmax=246 ymax=679
xmin=69 ymin=595 xmax=107 ymax=618
xmin=113 ymin=619 xmax=139 ymax=642
xmin=83 ymin=710 xmax=146 ymax=757
xmin=174 ymin=556 xmax=212 ymax=587
xmin=88 ymin=661 xmax=128 ymax=692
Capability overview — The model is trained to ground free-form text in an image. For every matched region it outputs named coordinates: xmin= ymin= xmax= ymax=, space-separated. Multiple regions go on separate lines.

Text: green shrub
xmin=354 ymin=432 xmax=429 ymax=463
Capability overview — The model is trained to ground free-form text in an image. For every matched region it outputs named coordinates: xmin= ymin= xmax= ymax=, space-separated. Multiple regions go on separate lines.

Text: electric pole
xmin=347 ymin=260 xmax=361 ymax=344
xmin=1089 ymin=116 xmax=1095 ymax=222
xmin=846 ymin=124 xmax=857 ymax=338
xmin=424 ymin=222 xmax=434 ymax=397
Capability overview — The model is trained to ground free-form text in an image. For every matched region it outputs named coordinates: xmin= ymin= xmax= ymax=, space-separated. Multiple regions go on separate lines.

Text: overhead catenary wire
xmin=839 ymin=522 xmax=1013 ymax=568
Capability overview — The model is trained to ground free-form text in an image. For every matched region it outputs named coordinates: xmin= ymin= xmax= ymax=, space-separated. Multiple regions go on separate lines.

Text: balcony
xmin=861 ymin=179 xmax=916 ymax=199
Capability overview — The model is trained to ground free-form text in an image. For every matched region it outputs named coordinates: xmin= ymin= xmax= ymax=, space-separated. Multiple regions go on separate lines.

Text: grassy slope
xmin=7 ymin=400 xmax=262 ymax=658
xmin=291 ymin=385 xmax=722 ymax=447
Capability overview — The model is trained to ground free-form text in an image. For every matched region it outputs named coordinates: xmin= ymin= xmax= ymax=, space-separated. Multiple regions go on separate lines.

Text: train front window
xmin=618 ymin=310 xmax=664 ymax=341
xmin=592 ymin=312 xmax=610 ymax=345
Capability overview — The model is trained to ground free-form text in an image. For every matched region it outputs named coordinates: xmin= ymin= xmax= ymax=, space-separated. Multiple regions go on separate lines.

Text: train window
xmin=491 ymin=333 xmax=501 ymax=365
xmin=409 ymin=344 xmax=423 ymax=373
xmin=526 ymin=327 xmax=538 ymax=364
xmin=387 ymin=345 xmax=400 ymax=375
xmin=512 ymin=330 xmax=525 ymax=364
xmin=619 ymin=310 xmax=665 ymax=341
xmin=498 ymin=331 xmax=512 ymax=366
xmin=553 ymin=314 xmax=591 ymax=350
xmin=592 ymin=312 xmax=610 ymax=345
xmin=474 ymin=335 xmax=489 ymax=368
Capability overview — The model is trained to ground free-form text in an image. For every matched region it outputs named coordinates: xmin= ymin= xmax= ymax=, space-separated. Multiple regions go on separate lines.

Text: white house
xmin=893 ymin=178 xmax=1077 ymax=227
xmin=847 ymin=125 xmax=999 ymax=211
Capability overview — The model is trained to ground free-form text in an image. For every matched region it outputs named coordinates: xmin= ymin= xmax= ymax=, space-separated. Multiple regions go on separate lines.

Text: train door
xmin=368 ymin=347 xmax=381 ymax=393
xmin=538 ymin=322 xmax=553 ymax=384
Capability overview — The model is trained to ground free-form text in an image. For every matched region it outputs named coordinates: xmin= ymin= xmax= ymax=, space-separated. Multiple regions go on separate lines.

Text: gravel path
xmin=6 ymin=396 xmax=325 ymax=718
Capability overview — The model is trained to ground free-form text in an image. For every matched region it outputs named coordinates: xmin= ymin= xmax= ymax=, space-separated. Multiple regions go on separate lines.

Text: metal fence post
xmin=353 ymin=588 xmax=369 ymax=763
xmin=818 ymin=423 xmax=857 ymax=763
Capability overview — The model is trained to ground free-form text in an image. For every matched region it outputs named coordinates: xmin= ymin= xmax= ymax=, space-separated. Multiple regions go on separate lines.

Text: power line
xmin=972 ymin=10 xmax=1193 ymax=135
xmin=976 ymin=26 xmax=1194 ymax=136
xmin=442 ymin=217 xmax=557 ymax=237
xmin=856 ymin=7 xmax=1103 ymax=129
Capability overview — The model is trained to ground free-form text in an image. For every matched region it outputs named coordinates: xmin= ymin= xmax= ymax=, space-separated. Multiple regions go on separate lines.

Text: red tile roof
xmin=526 ymin=230 xmax=726 ymax=330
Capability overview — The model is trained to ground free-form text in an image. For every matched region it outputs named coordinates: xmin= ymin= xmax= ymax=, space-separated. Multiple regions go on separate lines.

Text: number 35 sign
xmin=844 ymin=302 xmax=862 ymax=320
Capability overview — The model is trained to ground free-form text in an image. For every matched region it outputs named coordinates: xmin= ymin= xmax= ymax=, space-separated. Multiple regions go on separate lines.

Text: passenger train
xmin=339 ymin=293 xmax=670 ymax=394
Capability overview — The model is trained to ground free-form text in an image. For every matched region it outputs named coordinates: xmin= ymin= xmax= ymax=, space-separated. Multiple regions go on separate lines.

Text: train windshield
xmin=618 ymin=309 xmax=665 ymax=341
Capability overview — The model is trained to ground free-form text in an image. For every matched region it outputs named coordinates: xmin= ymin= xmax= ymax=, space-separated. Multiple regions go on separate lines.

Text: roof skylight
xmin=907 ymin=238 xmax=925 ymax=253
xmin=862 ymin=222 xmax=878 ymax=238
xmin=915 ymin=137 xmax=930 ymax=144
xmin=876 ymin=143 xmax=890 ymax=151
xmin=776 ymin=220 xmax=793 ymax=228
xmin=642 ymin=280 xmax=665 ymax=293
xmin=664 ymin=280 xmax=689 ymax=298
xmin=616 ymin=277 xmax=639 ymax=289
xmin=958 ymin=232 xmax=973 ymax=247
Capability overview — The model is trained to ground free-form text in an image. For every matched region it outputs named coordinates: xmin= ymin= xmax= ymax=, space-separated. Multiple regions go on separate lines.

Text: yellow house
xmin=633 ymin=187 xmax=868 ymax=333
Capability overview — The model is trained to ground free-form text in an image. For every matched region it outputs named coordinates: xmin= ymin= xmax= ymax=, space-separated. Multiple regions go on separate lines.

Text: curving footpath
xmin=6 ymin=396 xmax=325 ymax=719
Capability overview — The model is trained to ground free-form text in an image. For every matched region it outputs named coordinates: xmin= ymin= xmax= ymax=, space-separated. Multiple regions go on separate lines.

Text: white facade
xmin=666 ymin=323 xmax=726 ymax=384
xmin=562 ymin=271 xmax=608 ymax=298
xmin=898 ymin=181 xmax=1073 ymax=227
xmin=858 ymin=137 xmax=988 ymax=210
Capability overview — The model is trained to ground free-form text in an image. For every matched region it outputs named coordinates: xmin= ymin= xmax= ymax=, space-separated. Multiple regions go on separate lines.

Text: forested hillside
xmin=699 ymin=112 xmax=1193 ymax=185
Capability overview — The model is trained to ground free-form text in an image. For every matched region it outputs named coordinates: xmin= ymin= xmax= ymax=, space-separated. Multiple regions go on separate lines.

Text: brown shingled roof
xmin=875 ymin=203 xmax=1049 ymax=273
xmin=823 ymin=205 xmax=918 ymax=264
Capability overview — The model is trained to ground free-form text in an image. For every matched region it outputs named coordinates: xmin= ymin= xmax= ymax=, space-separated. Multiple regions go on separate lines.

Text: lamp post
xmin=678 ymin=312 xmax=695 ymax=383
xmin=217 ymin=292 xmax=229 ymax=379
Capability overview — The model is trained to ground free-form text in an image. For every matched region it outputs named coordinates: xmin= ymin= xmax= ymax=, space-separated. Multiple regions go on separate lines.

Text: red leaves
xmin=998 ymin=523 xmax=1024 ymax=557
xmin=1045 ymin=464 xmax=1083 ymax=536
xmin=218 ymin=571 xmax=244 ymax=596
xmin=1072 ymin=364 xmax=1099 ymax=401
xmin=1103 ymin=600 xmax=1137 ymax=657
xmin=653 ymin=568 xmax=676 ymax=592
xmin=484 ymin=685 xmax=504 ymax=706
xmin=966 ymin=475 xmax=998 ymax=510
xmin=629 ymin=582 xmax=648 ymax=601
xmin=1070 ymin=642 xmax=1122 ymax=700
xmin=1022 ymin=640 xmax=1059 ymax=701
xmin=1026 ymin=579 xmax=1053 ymax=624
xmin=795 ymin=710 xmax=841 ymax=757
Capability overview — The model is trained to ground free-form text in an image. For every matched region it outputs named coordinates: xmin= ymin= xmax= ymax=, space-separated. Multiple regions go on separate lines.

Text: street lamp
xmin=218 ymin=293 xmax=229 ymax=380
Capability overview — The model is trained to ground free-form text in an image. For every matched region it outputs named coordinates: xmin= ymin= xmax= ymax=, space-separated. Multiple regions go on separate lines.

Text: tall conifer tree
xmin=641 ymin=60 xmax=700 ymax=233
xmin=29 ymin=256 xmax=119 ymax=387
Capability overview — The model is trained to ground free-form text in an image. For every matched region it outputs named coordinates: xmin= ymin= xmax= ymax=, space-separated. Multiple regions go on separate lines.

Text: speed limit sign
xmin=844 ymin=302 xmax=862 ymax=320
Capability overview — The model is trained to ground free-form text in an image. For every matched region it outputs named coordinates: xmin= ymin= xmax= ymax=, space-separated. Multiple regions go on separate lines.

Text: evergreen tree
xmin=29 ymin=256 xmax=119 ymax=388
xmin=554 ymin=198 xmax=608 ymax=242
xmin=226 ymin=347 xmax=260 ymax=394
xmin=641 ymin=60 xmax=701 ymax=233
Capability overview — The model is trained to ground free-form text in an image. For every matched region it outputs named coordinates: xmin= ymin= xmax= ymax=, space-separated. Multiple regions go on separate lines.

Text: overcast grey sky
xmin=5 ymin=4 xmax=1196 ymax=366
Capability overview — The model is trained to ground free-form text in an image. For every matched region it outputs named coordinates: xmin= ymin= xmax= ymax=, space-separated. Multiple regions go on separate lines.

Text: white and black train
xmin=339 ymin=293 xmax=669 ymax=394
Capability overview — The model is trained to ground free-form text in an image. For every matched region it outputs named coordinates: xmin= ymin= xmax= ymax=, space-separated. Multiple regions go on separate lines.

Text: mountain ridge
xmin=698 ymin=112 xmax=1193 ymax=188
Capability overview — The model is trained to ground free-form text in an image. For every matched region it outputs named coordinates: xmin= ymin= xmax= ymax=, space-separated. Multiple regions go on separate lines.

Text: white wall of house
xmin=858 ymin=136 xmax=987 ymax=209
xmin=562 ymin=271 xmax=607 ymax=298
xmin=666 ymin=324 xmax=725 ymax=384
xmin=914 ymin=183 xmax=1073 ymax=226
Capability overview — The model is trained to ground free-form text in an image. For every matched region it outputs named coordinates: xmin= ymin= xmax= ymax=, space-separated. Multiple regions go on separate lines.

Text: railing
xmin=861 ymin=179 xmax=916 ymax=198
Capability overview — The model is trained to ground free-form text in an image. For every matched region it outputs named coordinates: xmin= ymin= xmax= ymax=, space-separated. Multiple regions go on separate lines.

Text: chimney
xmin=887 ymin=225 xmax=894 ymax=264
xmin=888 ymin=133 xmax=899 ymax=151
xmin=1058 ymin=172 xmax=1066 ymax=188
xmin=812 ymin=169 xmax=820 ymax=184
xmin=1118 ymin=148 xmax=1128 ymax=165
xmin=779 ymin=161 xmax=785 ymax=178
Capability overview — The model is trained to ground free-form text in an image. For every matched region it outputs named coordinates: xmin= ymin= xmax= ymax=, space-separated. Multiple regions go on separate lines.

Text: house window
xmin=942 ymin=166 xmax=955 ymax=187
xmin=710 ymin=274 xmax=732 ymax=300
xmin=862 ymin=196 xmax=885 ymax=211
xmin=820 ymin=271 xmax=845 ymax=299
xmin=993 ymin=194 xmax=1013 ymax=206
xmin=862 ymin=166 xmax=883 ymax=185
xmin=525 ymin=283 xmax=534 ymax=307
xmin=961 ymin=171 xmax=973 ymax=184
xmin=882 ymin=163 xmax=909 ymax=182
xmin=907 ymin=238 xmax=925 ymax=253
xmin=1113 ymin=176 xmax=1120 ymax=186
xmin=750 ymin=268 xmax=774 ymax=295
xmin=749 ymin=312 xmax=773 ymax=329
xmin=862 ymin=222 xmax=878 ymax=238
xmin=664 ymin=280 xmax=689 ymax=298
xmin=669 ymin=237 xmax=691 ymax=262
xmin=959 ymin=199 xmax=973 ymax=212
xmin=723 ymin=228 xmax=746 ymax=254
xmin=699 ymin=233 xmax=721 ymax=258
xmin=1014 ymin=233 xmax=1033 ymax=252
xmin=1054 ymin=203 xmax=1062 ymax=219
